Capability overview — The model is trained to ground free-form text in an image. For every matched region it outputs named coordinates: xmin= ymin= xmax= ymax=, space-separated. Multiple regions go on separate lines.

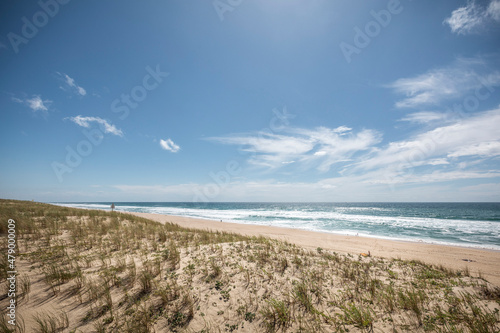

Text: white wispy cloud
xmin=109 ymin=107 xmax=500 ymax=201
xmin=209 ymin=126 xmax=381 ymax=172
xmin=448 ymin=141 xmax=500 ymax=158
xmin=399 ymin=111 xmax=451 ymax=124
xmin=293 ymin=127 xmax=382 ymax=172
xmin=427 ymin=158 xmax=450 ymax=166
xmin=332 ymin=126 xmax=352 ymax=134
xmin=206 ymin=106 xmax=500 ymax=196
xmin=26 ymin=95 xmax=49 ymax=111
xmin=354 ymin=109 xmax=500 ymax=172
xmin=444 ymin=0 xmax=500 ymax=35
xmin=488 ymin=0 xmax=500 ymax=20
xmin=57 ymin=72 xmax=86 ymax=96
xmin=444 ymin=1 xmax=484 ymax=34
xmin=388 ymin=57 xmax=500 ymax=108
xmin=67 ymin=115 xmax=123 ymax=136
xmin=12 ymin=95 xmax=52 ymax=113
xmin=160 ymin=138 xmax=180 ymax=152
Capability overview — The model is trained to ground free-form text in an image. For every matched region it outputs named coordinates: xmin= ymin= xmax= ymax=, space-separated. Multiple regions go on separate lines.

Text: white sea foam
xmin=51 ymin=202 xmax=500 ymax=251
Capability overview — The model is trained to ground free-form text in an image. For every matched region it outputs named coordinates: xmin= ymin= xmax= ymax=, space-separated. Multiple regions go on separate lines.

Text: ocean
xmin=51 ymin=202 xmax=500 ymax=251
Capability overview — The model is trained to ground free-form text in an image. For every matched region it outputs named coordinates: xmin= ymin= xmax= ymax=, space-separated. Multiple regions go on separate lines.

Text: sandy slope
xmin=129 ymin=212 xmax=500 ymax=287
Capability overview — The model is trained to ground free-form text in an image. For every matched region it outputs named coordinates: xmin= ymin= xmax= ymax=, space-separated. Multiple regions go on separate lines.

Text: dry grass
xmin=0 ymin=199 xmax=499 ymax=332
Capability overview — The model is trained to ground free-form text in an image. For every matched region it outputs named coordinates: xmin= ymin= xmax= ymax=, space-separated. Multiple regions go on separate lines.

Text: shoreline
xmin=51 ymin=202 xmax=500 ymax=252
xmin=127 ymin=211 xmax=500 ymax=287
xmin=136 ymin=212 xmax=500 ymax=252
xmin=4 ymin=200 xmax=500 ymax=332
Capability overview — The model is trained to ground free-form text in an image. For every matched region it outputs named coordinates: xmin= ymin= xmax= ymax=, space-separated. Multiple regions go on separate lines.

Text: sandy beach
xmin=3 ymin=200 xmax=500 ymax=332
xmin=129 ymin=211 xmax=500 ymax=287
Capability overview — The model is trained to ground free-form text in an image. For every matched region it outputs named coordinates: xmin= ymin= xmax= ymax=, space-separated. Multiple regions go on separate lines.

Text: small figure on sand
xmin=111 ymin=203 xmax=115 ymax=212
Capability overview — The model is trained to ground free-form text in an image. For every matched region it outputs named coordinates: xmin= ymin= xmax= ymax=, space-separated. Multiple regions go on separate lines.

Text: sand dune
xmin=130 ymin=212 xmax=500 ymax=287
xmin=2 ymin=201 xmax=499 ymax=332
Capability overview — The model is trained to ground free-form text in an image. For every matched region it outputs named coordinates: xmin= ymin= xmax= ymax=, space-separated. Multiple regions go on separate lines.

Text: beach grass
xmin=0 ymin=199 xmax=499 ymax=332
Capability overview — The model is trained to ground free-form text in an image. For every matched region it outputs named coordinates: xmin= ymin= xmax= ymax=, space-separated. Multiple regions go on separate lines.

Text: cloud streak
xmin=160 ymin=138 xmax=180 ymax=152
xmin=208 ymin=107 xmax=500 ymax=195
xmin=209 ymin=126 xmax=381 ymax=172
xmin=444 ymin=0 xmax=500 ymax=35
xmin=388 ymin=57 xmax=500 ymax=108
xmin=399 ymin=111 xmax=451 ymax=124
xmin=488 ymin=0 xmax=500 ymax=20
xmin=57 ymin=72 xmax=86 ymax=96
xmin=353 ymin=109 xmax=500 ymax=171
xmin=67 ymin=115 xmax=123 ymax=136
xmin=12 ymin=95 xmax=52 ymax=113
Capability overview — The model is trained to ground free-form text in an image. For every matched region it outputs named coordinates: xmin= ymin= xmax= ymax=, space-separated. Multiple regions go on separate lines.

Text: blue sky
xmin=1 ymin=0 xmax=500 ymax=202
